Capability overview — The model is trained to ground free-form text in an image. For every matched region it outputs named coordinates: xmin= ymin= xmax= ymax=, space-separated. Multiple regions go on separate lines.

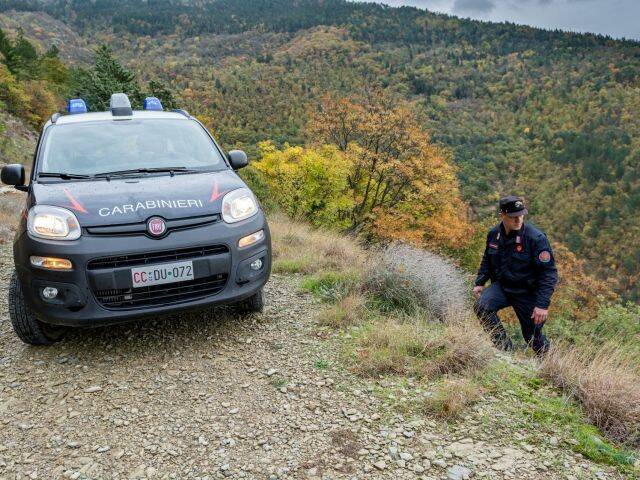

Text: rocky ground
xmin=0 ymin=245 xmax=631 ymax=480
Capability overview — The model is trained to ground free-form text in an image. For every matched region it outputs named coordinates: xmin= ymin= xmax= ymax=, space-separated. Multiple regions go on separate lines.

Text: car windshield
xmin=39 ymin=119 xmax=227 ymax=176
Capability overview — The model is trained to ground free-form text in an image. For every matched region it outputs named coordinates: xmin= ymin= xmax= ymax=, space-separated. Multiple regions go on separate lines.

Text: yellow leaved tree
xmin=252 ymin=142 xmax=354 ymax=229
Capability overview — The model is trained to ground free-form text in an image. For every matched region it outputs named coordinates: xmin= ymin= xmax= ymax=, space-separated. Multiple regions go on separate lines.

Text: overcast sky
xmin=353 ymin=0 xmax=639 ymax=40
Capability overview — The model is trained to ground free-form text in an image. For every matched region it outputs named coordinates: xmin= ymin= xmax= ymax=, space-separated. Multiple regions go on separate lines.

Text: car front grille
xmin=94 ymin=273 xmax=228 ymax=310
xmin=87 ymin=244 xmax=229 ymax=270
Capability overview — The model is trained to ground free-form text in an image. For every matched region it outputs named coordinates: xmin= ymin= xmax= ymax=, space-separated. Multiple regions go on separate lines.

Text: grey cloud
xmin=352 ymin=0 xmax=640 ymax=39
xmin=452 ymin=0 xmax=495 ymax=14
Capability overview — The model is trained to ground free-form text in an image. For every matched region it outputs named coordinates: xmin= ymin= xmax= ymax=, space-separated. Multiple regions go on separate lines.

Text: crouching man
xmin=472 ymin=196 xmax=558 ymax=354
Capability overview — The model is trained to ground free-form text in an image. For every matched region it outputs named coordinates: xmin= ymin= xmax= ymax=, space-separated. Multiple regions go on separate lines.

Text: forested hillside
xmin=1 ymin=0 xmax=639 ymax=299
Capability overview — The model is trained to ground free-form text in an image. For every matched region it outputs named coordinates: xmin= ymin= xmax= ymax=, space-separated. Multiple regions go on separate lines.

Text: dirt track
xmin=0 ymin=246 xmax=628 ymax=479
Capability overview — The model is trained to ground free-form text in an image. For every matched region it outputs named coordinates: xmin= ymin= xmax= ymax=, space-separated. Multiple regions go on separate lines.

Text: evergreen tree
xmin=13 ymin=28 xmax=38 ymax=78
xmin=0 ymin=28 xmax=21 ymax=75
xmin=73 ymin=45 xmax=142 ymax=110
xmin=44 ymin=44 xmax=60 ymax=58
xmin=147 ymin=79 xmax=178 ymax=109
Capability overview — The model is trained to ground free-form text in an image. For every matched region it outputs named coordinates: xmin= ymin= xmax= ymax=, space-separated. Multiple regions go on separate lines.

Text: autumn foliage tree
xmin=307 ymin=92 xmax=473 ymax=250
xmin=0 ymin=28 xmax=67 ymax=127
xmin=251 ymin=141 xmax=353 ymax=228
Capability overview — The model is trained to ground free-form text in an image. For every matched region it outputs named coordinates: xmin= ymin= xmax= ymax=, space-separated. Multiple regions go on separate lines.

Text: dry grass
xmin=269 ymin=212 xmax=366 ymax=276
xmin=0 ymin=192 xmax=23 ymax=244
xmin=354 ymin=315 xmax=493 ymax=380
xmin=269 ymin=213 xmax=497 ymax=418
xmin=424 ymin=320 xmax=494 ymax=378
xmin=422 ymin=377 xmax=484 ymax=418
xmin=316 ymin=292 xmax=367 ymax=329
xmin=354 ymin=320 xmax=433 ymax=376
xmin=540 ymin=343 xmax=640 ymax=447
xmin=268 ymin=213 xmax=640 ymax=452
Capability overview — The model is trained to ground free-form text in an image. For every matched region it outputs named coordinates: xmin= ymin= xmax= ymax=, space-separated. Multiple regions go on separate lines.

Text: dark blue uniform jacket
xmin=474 ymin=222 xmax=558 ymax=309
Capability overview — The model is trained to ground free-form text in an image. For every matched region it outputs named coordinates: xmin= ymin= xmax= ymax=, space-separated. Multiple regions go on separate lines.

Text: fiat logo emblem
xmin=147 ymin=217 xmax=166 ymax=237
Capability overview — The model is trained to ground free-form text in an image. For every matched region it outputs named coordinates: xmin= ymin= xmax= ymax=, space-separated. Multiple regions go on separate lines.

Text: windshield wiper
xmin=93 ymin=167 xmax=196 ymax=177
xmin=38 ymin=172 xmax=93 ymax=180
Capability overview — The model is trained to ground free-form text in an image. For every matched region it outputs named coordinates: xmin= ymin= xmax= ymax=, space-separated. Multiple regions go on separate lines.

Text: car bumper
xmin=13 ymin=213 xmax=271 ymax=327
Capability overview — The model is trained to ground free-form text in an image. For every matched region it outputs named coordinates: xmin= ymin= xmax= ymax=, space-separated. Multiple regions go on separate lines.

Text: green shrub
xmin=301 ymin=271 xmax=360 ymax=301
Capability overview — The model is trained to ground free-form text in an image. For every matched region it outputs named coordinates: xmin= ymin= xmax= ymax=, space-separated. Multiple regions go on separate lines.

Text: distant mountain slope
xmin=3 ymin=0 xmax=637 ymax=49
xmin=2 ymin=0 xmax=639 ymax=299
xmin=0 ymin=10 xmax=91 ymax=64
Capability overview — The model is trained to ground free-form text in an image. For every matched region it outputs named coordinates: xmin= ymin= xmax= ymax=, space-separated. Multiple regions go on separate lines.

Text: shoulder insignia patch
xmin=538 ymin=250 xmax=551 ymax=263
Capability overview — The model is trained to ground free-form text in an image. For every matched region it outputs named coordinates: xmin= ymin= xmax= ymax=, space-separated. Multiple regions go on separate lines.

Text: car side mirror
xmin=228 ymin=150 xmax=248 ymax=170
xmin=1 ymin=164 xmax=25 ymax=188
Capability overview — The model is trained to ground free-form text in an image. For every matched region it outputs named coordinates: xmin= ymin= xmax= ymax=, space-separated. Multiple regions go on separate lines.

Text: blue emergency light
xmin=67 ymin=98 xmax=87 ymax=114
xmin=143 ymin=97 xmax=163 ymax=111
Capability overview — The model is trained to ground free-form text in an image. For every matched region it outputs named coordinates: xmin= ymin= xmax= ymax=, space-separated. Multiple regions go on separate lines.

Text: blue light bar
xmin=143 ymin=97 xmax=163 ymax=111
xmin=67 ymin=98 xmax=87 ymax=114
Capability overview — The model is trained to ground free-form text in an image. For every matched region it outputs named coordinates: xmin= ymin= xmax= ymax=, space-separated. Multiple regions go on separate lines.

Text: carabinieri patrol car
xmin=1 ymin=94 xmax=271 ymax=345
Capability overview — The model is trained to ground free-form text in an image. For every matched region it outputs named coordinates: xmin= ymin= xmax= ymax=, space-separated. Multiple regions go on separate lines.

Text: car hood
xmin=31 ymin=170 xmax=247 ymax=227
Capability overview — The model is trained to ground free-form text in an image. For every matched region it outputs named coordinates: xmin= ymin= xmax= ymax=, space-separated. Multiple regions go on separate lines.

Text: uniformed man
xmin=472 ymin=196 xmax=558 ymax=354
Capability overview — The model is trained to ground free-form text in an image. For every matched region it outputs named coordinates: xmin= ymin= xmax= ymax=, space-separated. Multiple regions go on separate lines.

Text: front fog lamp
xmin=27 ymin=205 xmax=81 ymax=240
xmin=250 ymin=259 xmax=263 ymax=271
xmin=238 ymin=229 xmax=265 ymax=248
xmin=30 ymin=256 xmax=73 ymax=270
xmin=42 ymin=287 xmax=59 ymax=299
xmin=222 ymin=188 xmax=258 ymax=223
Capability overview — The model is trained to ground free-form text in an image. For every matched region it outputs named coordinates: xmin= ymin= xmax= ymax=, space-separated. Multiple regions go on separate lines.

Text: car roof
xmin=50 ymin=110 xmax=190 ymax=126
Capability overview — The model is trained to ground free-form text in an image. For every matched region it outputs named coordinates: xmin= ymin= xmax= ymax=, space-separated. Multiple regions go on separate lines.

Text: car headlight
xmin=27 ymin=205 xmax=81 ymax=240
xmin=221 ymin=188 xmax=258 ymax=223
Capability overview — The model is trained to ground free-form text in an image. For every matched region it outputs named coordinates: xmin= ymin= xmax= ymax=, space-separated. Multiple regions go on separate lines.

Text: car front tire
xmin=235 ymin=289 xmax=264 ymax=314
xmin=8 ymin=271 xmax=66 ymax=345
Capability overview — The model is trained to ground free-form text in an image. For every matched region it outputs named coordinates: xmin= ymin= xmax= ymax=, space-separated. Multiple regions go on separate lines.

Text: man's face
xmin=501 ymin=213 xmax=524 ymax=232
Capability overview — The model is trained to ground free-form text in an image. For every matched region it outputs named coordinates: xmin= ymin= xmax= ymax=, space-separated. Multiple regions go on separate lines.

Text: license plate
xmin=131 ymin=260 xmax=194 ymax=288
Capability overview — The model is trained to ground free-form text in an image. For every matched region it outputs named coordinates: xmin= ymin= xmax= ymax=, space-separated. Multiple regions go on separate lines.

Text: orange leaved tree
xmin=308 ymin=91 xmax=473 ymax=251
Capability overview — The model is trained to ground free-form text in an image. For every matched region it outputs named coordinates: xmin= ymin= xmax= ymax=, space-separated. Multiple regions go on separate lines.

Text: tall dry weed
xmin=362 ymin=242 xmax=469 ymax=320
xmin=422 ymin=320 xmax=494 ymax=378
xmin=541 ymin=344 xmax=640 ymax=447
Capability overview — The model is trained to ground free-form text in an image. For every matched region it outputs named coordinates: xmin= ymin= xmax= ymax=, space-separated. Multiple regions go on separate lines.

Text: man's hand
xmin=472 ymin=285 xmax=484 ymax=299
xmin=531 ymin=307 xmax=548 ymax=324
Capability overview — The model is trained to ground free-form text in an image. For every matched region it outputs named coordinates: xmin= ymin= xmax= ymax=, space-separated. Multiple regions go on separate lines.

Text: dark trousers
xmin=474 ymin=282 xmax=550 ymax=354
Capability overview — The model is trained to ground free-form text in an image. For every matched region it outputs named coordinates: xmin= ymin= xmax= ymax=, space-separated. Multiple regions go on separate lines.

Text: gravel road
xmin=0 ymin=246 xmax=629 ymax=479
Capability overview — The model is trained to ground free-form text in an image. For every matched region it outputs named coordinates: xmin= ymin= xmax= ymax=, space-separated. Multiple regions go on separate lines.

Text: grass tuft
xmin=316 ymin=292 xmax=368 ymax=329
xmin=314 ymin=359 xmax=330 ymax=369
xmin=272 ymin=258 xmax=308 ymax=274
xmin=540 ymin=343 xmax=640 ymax=448
xmin=479 ymin=361 xmax=638 ymax=470
xmin=422 ymin=377 xmax=483 ymax=418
